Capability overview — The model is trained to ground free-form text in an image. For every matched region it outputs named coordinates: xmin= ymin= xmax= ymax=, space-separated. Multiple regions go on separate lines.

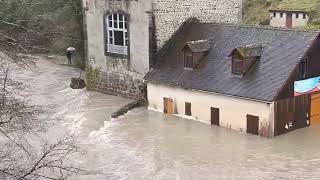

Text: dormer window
xmin=232 ymin=59 xmax=243 ymax=75
xmin=181 ymin=39 xmax=211 ymax=70
xmin=229 ymin=45 xmax=263 ymax=76
xmin=184 ymin=52 xmax=193 ymax=69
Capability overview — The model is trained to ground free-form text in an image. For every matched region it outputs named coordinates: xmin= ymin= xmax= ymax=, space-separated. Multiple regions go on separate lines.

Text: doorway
xmin=211 ymin=107 xmax=220 ymax=126
xmin=247 ymin=115 xmax=259 ymax=135
xmin=164 ymin=98 xmax=174 ymax=114
xmin=185 ymin=102 xmax=192 ymax=116
xmin=286 ymin=13 xmax=293 ymax=28
xmin=311 ymin=92 xmax=320 ymax=126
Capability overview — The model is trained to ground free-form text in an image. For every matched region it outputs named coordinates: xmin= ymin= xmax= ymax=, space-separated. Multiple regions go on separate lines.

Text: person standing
xmin=66 ymin=47 xmax=75 ymax=64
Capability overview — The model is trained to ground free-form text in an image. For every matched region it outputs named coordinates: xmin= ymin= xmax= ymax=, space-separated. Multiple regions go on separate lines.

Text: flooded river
xmin=12 ymin=57 xmax=320 ymax=179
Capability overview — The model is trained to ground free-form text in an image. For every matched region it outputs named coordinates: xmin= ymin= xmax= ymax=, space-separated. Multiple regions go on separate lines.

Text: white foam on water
xmin=9 ymin=56 xmax=320 ymax=180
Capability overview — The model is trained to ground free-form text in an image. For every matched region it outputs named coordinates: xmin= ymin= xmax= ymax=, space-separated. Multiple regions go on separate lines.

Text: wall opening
xmin=247 ymin=114 xmax=259 ymax=135
xmin=211 ymin=107 xmax=220 ymax=126
xmin=286 ymin=13 xmax=292 ymax=28
xmin=185 ymin=102 xmax=192 ymax=116
xmin=164 ymin=98 xmax=174 ymax=114
xmin=311 ymin=92 xmax=320 ymax=126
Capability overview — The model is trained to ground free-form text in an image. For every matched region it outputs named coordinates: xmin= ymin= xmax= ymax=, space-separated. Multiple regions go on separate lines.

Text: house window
xmin=303 ymin=14 xmax=307 ymax=19
xmin=185 ymin=102 xmax=192 ymax=116
xmin=184 ymin=52 xmax=193 ymax=69
xmin=105 ymin=13 xmax=128 ymax=55
xmin=280 ymin=13 xmax=283 ymax=18
xmin=273 ymin=12 xmax=276 ymax=17
xmin=299 ymin=58 xmax=308 ymax=79
xmin=232 ymin=59 xmax=243 ymax=75
xmin=296 ymin=13 xmax=299 ymax=19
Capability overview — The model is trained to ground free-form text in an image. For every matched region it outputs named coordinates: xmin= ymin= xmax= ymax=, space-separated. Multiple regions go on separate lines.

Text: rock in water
xmin=70 ymin=78 xmax=86 ymax=89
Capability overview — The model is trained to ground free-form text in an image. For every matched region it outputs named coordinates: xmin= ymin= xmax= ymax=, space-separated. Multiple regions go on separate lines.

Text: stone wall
xmin=96 ymin=70 xmax=147 ymax=101
xmin=153 ymin=0 xmax=242 ymax=48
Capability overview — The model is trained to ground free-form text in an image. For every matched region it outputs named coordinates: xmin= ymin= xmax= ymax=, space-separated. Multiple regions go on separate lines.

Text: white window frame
xmin=105 ymin=13 xmax=128 ymax=55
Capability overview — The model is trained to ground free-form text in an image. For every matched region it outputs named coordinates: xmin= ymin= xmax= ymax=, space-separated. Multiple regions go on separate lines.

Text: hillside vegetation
xmin=0 ymin=0 xmax=84 ymax=55
xmin=243 ymin=0 xmax=320 ymax=28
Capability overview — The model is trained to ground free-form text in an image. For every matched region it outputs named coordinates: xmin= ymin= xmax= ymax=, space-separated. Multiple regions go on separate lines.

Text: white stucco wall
xmin=128 ymin=2 xmax=152 ymax=74
xmin=270 ymin=12 xmax=309 ymax=28
xmin=148 ymin=83 xmax=274 ymax=136
xmin=84 ymin=0 xmax=105 ymax=70
xmin=270 ymin=12 xmax=286 ymax=28
xmin=292 ymin=13 xmax=309 ymax=27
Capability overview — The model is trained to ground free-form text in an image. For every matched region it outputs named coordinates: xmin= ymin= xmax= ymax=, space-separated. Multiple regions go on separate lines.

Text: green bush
xmin=85 ymin=66 xmax=99 ymax=90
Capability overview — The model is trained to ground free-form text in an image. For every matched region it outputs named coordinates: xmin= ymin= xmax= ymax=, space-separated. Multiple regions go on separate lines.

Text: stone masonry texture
xmin=154 ymin=0 xmax=241 ymax=48
xmin=96 ymin=70 xmax=147 ymax=101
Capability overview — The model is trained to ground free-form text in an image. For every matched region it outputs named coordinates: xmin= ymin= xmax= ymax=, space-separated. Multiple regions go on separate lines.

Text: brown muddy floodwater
xmin=12 ymin=57 xmax=320 ymax=180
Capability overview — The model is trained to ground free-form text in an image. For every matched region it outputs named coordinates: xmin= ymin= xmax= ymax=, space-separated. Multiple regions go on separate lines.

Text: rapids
xmin=11 ymin=57 xmax=320 ymax=180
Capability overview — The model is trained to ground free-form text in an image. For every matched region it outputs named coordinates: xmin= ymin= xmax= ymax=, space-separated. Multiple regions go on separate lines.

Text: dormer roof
xmin=184 ymin=39 xmax=212 ymax=53
xmin=229 ymin=45 xmax=263 ymax=58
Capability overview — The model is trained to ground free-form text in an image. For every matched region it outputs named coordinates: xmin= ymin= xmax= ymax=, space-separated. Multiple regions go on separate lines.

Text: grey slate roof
xmin=185 ymin=39 xmax=212 ymax=52
xmin=145 ymin=23 xmax=319 ymax=102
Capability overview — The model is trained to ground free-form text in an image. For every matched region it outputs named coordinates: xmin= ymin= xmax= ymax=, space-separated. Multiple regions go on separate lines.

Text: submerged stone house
xmin=82 ymin=0 xmax=242 ymax=100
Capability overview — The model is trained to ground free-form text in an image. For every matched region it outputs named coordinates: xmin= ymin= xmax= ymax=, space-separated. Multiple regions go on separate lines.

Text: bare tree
xmin=0 ymin=53 xmax=85 ymax=180
xmin=0 ymin=0 xmax=86 ymax=179
xmin=0 ymin=0 xmax=84 ymax=55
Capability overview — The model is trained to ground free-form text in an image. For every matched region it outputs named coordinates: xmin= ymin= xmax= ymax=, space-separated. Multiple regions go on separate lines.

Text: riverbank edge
xmin=111 ymin=100 xmax=145 ymax=118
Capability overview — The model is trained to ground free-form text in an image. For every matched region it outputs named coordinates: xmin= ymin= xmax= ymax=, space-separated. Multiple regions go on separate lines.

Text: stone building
xmin=82 ymin=0 xmax=241 ymax=100
xmin=269 ymin=9 xmax=309 ymax=28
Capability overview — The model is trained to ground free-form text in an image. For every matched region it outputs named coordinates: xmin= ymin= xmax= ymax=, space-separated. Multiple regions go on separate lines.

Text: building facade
xmin=148 ymin=83 xmax=274 ymax=136
xmin=82 ymin=0 xmax=241 ymax=100
xmin=145 ymin=23 xmax=320 ymax=137
xmin=269 ymin=10 xmax=309 ymax=28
